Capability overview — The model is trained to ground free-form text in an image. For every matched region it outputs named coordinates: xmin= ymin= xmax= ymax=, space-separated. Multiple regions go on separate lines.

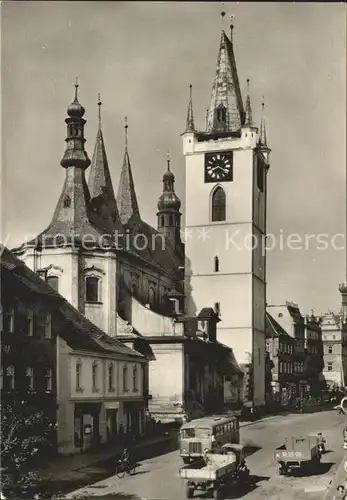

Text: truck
xmin=179 ymin=443 xmax=249 ymax=499
xmin=274 ymin=435 xmax=321 ymax=475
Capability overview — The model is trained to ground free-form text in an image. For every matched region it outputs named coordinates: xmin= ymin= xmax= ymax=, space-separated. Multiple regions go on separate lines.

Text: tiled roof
xmin=88 ymin=128 xmax=117 ymax=202
xmin=117 ymin=151 xmax=140 ymax=225
xmin=198 ymin=307 xmax=220 ymax=321
xmin=266 ymin=311 xmax=293 ymax=339
xmin=206 ymin=30 xmax=244 ymax=133
xmin=1 ymin=245 xmax=143 ymax=359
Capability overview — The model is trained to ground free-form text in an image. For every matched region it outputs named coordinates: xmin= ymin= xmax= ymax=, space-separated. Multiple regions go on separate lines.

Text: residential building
xmin=1 ymin=245 xmax=148 ymax=455
xmin=118 ymin=295 xmax=243 ymax=422
xmin=182 ymin=25 xmax=270 ymax=407
xmin=321 ymin=282 xmax=347 ymax=389
xmin=265 ymin=311 xmax=296 ymax=405
xmin=304 ymin=312 xmax=324 ymax=395
xmin=267 ymin=301 xmax=324 ymax=397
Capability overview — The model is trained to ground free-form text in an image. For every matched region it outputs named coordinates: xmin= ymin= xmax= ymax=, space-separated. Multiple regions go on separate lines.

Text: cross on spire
xmin=97 ymin=93 xmax=102 ymax=127
xmin=167 ymin=151 xmax=171 ymax=171
xmin=74 ymin=77 xmax=79 ymax=100
xmin=124 ymin=116 xmax=128 ymax=152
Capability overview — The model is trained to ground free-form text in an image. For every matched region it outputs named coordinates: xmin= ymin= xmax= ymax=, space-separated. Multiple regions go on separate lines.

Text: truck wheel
xmin=213 ymin=488 xmax=220 ymax=500
xmin=186 ymin=486 xmax=194 ymax=498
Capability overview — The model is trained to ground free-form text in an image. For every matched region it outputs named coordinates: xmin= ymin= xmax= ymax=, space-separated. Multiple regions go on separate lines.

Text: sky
xmin=1 ymin=1 xmax=346 ymax=315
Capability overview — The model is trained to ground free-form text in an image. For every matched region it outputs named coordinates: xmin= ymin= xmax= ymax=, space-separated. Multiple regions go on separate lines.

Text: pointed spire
xmin=88 ymin=94 xmax=117 ymax=202
xmin=259 ymin=99 xmax=268 ymax=147
xmin=117 ymin=118 xmax=140 ymax=225
xmin=244 ymin=79 xmax=253 ymax=127
xmin=43 ymin=88 xmax=103 ymax=246
xmin=185 ymin=84 xmax=195 ymax=132
xmin=206 ymin=25 xmax=244 ymax=133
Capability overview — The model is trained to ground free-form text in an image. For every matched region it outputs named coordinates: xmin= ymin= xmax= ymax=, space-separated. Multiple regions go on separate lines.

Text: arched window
xmin=211 ymin=187 xmax=226 ymax=222
xmin=168 ymin=214 xmax=173 ymax=225
xmin=108 ymin=363 xmax=114 ymax=391
xmin=85 ymin=276 xmax=100 ymax=303
xmin=47 ymin=276 xmax=59 ymax=292
xmin=92 ymin=361 xmax=98 ymax=391
xmin=76 ymin=359 xmax=82 ymax=391
xmin=214 ymin=256 xmax=219 ymax=272
xmin=133 ymin=365 xmax=138 ymax=391
xmin=123 ymin=364 xmax=128 ymax=391
xmin=160 ymin=215 xmax=165 ymax=226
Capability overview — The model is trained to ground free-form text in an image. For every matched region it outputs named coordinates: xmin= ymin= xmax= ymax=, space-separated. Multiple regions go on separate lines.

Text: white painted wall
xmin=183 ymin=130 xmax=267 ymax=405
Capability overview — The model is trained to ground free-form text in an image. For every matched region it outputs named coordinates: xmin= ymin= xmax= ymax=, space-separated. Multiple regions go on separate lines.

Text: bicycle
xmin=115 ymin=459 xmax=136 ymax=479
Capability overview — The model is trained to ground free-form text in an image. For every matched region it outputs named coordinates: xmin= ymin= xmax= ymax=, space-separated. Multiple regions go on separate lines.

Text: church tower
xmin=157 ymin=154 xmax=182 ymax=251
xmin=182 ymin=22 xmax=270 ymax=406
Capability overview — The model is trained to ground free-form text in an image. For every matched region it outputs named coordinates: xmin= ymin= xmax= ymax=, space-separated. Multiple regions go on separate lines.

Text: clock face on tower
xmin=204 ymin=151 xmax=233 ymax=183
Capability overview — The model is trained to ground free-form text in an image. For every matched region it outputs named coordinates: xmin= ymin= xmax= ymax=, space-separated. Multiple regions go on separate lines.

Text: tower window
xmin=85 ymin=276 xmax=100 ymax=303
xmin=216 ymin=104 xmax=227 ymax=124
xmin=328 ymin=346 xmax=333 ymax=354
xmin=211 ymin=187 xmax=226 ymax=222
xmin=214 ymin=302 xmax=221 ymax=316
xmin=169 ymin=214 xmax=173 ymax=225
xmin=214 ymin=256 xmax=219 ymax=272
xmin=160 ymin=215 xmax=164 ymax=226
xmin=47 ymin=276 xmax=59 ymax=292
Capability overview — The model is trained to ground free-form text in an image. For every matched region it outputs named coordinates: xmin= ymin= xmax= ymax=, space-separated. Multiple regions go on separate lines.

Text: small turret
xmin=61 ymin=79 xmax=90 ymax=170
xmin=339 ymin=282 xmax=347 ymax=321
xmin=157 ymin=154 xmax=181 ymax=251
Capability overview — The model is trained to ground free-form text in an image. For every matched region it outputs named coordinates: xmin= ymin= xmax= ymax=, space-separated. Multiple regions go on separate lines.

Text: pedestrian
xmin=336 ymin=484 xmax=346 ymax=499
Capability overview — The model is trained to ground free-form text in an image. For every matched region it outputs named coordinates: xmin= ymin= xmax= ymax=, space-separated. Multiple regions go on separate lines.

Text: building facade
xmin=1 ymin=246 xmax=60 ymax=455
xmin=182 ymin=27 xmax=270 ymax=407
xmin=265 ymin=311 xmax=296 ymax=405
xmin=118 ymin=294 xmax=243 ymax=422
xmin=1 ymin=245 xmax=149 ymax=456
xmin=267 ymin=302 xmax=324 ymax=398
xmin=321 ymin=283 xmax=347 ymax=389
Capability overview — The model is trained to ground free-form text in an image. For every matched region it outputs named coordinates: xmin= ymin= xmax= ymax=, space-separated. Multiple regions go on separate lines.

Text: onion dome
xmin=157 ymin=191 xmax=181 ymax=211
xmin=339 ymin=282 xmax=347 ymax=294
xmin=157 ymin=155 xmax=181 ymax=211
xmin=67 ymin=80 xmax=85 ymax=118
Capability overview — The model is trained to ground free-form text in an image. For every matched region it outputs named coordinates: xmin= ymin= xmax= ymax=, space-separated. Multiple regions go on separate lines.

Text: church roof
xmin=88 ymin=127 xmax=116 ymax=201
xmin=206 ymin=30 xmax=244 ymax=133
xmin=117 ymin=150 xmax=141 ymax=225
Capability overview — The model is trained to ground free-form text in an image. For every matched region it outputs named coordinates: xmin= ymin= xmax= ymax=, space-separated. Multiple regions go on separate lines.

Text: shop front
xmin=104 ymin=401 xmax=120 ymax=443
xmin=74 ymin=402 xmax=101 ymax=452
xmin=123 ymin=400 xmax=146 ymax=436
